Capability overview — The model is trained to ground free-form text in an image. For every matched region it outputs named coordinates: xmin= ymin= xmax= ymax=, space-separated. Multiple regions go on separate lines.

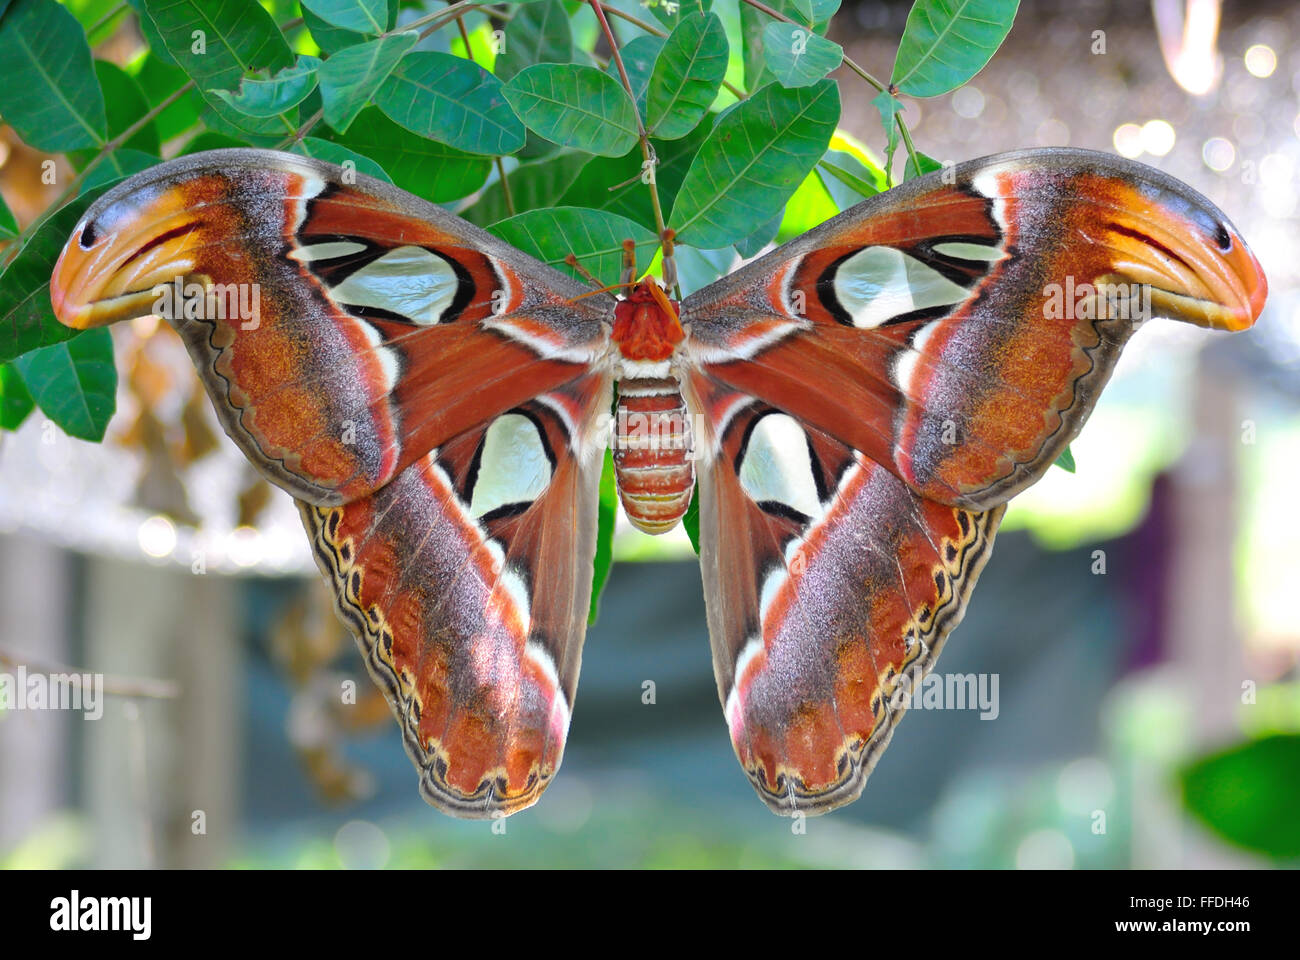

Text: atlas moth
xmin=50 ymin=148 xmax=1266 ymax=818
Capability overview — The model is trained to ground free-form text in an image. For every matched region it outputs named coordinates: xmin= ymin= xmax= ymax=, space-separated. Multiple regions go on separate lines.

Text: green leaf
xmin=134 ymin=54 xmax=200 ymax=142
xmin=682 ymin=481 xmax=700 ymax=553
xmin=607 ymin=34 xmax=665 ymax=121
xmin=1180 ymin=734 xmax=1300 ymax=859
xmin=735 ymin=210 xmax=782 ymax=258
xmin=179 ymin=131 xmax=249 ymax=154
xmin=333 ymin=107 xmax=491 ymax=202
xmin=670 ymin=79 xmax=839 ymax=249
xmin=292 ymin=137 xmax=392 ymax=183
xmin=200 ymin=94 xmax=291 ymax=144
xmin=1053 ymin=445 xmax=1076 ymax=473
xmin=588 ymin=449 xmax=617 ymax=625
xmin=0 ymin=0 xmax=106 ymax=150
xmin=320 ymin=32 xmax=416 ymax=133
xmin=871 ymin=90 xmax=904 ymax=179
xmin=738 ymin=0 xmax=772 ymax=93
xmin=557 ymin=120 xmax=712 ymax=233
xmin=648 ymin=0 xmax=711 ymax=32
xmin=300 ymin=5 xmax=368 ymax=55
xmin=891 ymin=0 xmax=1019 ymax=98
xmin=0 ymin=362 xmax=34 ymax=430
xmin=86 ymin=60 xmax=159 ymax=157
xmin=790 ymin=0 xmax=841 ymax=26
xmin=143 ymin=0 xmax=295 ymax=143
xmin=126 ymin=0 xmax=177 ymax=66
xmin=461 ymin=151 xmax=590 ymax=227
xmin=300 ymin=0 xmax=386 ymax=35
xmin=505 ymin=64 xmax=639 ymax=158
xmin=376 ymin=50 xmax=525 ymax=155
xmin=818 ymin=152 xmax=883 ymax=204
xmin=761 ymin=23 xmax=841 ymax=88
xmin=494 ymin=0 xmax=572 ymax=83
xmin=213 ymin=54 xmax=321 ymax=118
xmin=13 ymin=327 xmax=116 ymax=441
xmin=487 ymin=207 xmax=657 ymax=287
xmin=673 ymin=244 xmax=734 ymax=296
xmin=903 ymin=149 xmax=943 ymax=181
xmin=79 ymin=148 xmax=157 ymax=193
xmin=0 ymin=194 xmax=16 ymax=240
xmin=141 ymin=0 xmax=293 ymax=94
xmin=0 ymin=187 xmax=113 ymax=364
xmin=646 ymin=13 xmax=728 ymax=140
xmin=777 ymin=168 xmax=838 ymax=240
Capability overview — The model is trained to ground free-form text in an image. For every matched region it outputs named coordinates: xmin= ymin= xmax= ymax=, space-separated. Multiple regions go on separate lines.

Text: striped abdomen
xmin=613 ymin=378 xmax=694 ymax=534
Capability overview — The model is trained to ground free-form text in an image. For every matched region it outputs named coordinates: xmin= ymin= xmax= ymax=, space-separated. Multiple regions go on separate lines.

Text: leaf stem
xmin=588 ymin=0 xmax=670 ymax=287
xmin=386 ymin=0 xmax=490 ymax=40
xmin=495 ymin=158 xmax=516 ymax=216
xmin=598 ymin=3 xmax=666 ymax=38
xmin=274 ymin=108 xmax=323 ymax=149
xmin=736 ymin=0 xmax=920 ymax=180
xmin=86 ymin=1 xmax=129 ymax=44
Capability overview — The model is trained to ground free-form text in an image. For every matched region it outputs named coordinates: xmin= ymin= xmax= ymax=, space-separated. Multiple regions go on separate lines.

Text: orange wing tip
xmin=416 ymin=702 xmax=569 ymax=816
xmin=416 ymin=755 xmax=557 ymax=820
xmin=730 ymin=734 xmax=883 ymax=818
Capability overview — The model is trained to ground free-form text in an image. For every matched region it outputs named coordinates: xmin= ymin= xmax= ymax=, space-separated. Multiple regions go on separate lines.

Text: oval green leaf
xmin=333 ymin=107 xmax=491 ymax=201
xmin=487 ymin=206 xmax=657 ymax=287
xmin=891 ymin=0 xmax=1019 ymax=98
xmin=1181 ymin=734 xmax=1300 ymax=859
xmin=293 ymin=137 xmax=392 ymax=183
xmin=494 ymin=0 xmax=573 ymax=83
xmin=462 ymin=152 xmax=590 ymax=227
xmin=761 ymin=23 xmax=842 ymax=88
xmin=504 ymin=64 xmax=639 ymax=158
xmin=0 ymin=0 xmax=106 ymax=150
xmin=0 ymin=186 xmax=116 ymax=364
xmin=300 ymin=0 xmax=386 ymax=35
xmin=141 ymin=0 xmax=293 ymax=94
xmin=319 ymin=32 xmax=416 ymax=133
xmin=670 ymin=79 xmax=839 ymax=249
xmin=647 ymin=13 xmax=728 ymax=139
xmin=13 ymin=327 xmax=116 ymax=442
xmin=558 ymin=120 xmax=712 ymax=232
xmin=0 ymin=362 xmax=35 ymax=431
xmin=377 ymin=51 xmax=525 ymax=155
xmin=213 ymin=55 xmax=321 ymax=119
xmin=0 ymin=194 xmax=16 ymax=240
xmin=608 ymin=34 xmax=665 ymax=121
xmin=92 ymin=60 xmax=161 ymax=156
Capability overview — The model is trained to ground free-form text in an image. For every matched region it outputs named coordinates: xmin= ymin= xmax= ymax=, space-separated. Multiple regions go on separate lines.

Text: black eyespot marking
xmin=1214 ymin=223 xmax=1232 ymax=251
xmin=78 ymin=222 xmax=98 ymax=249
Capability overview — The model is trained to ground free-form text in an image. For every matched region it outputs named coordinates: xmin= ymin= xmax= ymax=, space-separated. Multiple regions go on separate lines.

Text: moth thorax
xmin=613 ymin=378 xmax=695 ymax=535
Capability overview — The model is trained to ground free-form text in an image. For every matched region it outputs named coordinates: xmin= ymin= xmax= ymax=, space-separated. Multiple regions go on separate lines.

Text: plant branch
xmin=736 ymin=0 xmax=920 ymax=180
xmin=87 ymin=1 xmax=129 ymax=44
xmin=588 ymin=0 xmax=670 ymax=288
xmin=274 ymin=108 xmax=323 ymax=149
xmin=599 ymin=3 xmax=666 ymax=38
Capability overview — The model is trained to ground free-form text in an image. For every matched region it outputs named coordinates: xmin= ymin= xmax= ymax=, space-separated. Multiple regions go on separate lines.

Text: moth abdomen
xmin=613 ymin=378 xmax=695 ymax=535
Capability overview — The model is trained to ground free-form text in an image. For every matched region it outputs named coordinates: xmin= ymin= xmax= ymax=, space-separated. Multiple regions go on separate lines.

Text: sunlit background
xmin=1 ymin=0 xmax=1298 ymax=868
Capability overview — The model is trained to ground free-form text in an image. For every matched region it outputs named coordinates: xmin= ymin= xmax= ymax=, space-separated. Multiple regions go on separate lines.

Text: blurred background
xmin=1 ymin=0 xmax=1298 ymax=868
